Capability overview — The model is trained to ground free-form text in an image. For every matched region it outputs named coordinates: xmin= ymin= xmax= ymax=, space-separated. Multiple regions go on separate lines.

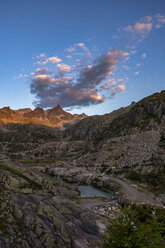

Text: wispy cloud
xmin=66 ymin=55 xmax=72 ymax=59
xmin=33 ymin=56 xmax=62 ymax=65
xmin=66 ymin=42 xmax=92 ymax=59
xmin=36 ymin=53 xmax=46 ymax=59
xmin=124 ymin=22 xmax=152 ymax=34
xmin=121 ymin=13 xmax=165 ymax=45
xmin=141 ymin=53 xmax=147 ymax=59
xmin=134 ymin=71 xmax=140 ymax=76
xmin=123 ymin=17 xmax=153 ymax=43
xmin=122 ymin=65 xmax=130 ymax=70
xmin=155 ymin=13 xmax=165 ymax=28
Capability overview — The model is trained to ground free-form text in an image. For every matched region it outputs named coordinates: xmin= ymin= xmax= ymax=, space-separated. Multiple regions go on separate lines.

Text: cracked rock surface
xmin=0 ymin=154 xmax=103 ymax=248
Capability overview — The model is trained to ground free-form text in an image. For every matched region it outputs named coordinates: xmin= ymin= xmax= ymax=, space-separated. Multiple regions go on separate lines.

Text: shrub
xmin=103 ymin=204 xmax=165 ymax=248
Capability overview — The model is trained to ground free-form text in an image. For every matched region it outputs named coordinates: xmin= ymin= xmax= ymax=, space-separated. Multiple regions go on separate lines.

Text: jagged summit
xmin=55 ymin=104 xmax=63 ymax=109
xmin=0 ymin=105 xmax=87 ymax=127
xmin=46 ymin=104 xmax=66 ymax=116
xmin=1 ymin=106 xmax=11 ymax=111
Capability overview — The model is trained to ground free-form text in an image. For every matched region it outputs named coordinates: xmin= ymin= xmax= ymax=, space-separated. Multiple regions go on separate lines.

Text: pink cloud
xmin=57 ymin=63 xmax=72 ymax=72
xmin=122 ymin=65 xmax=130 ymax=70
xmin=67 ymin=47 xmax=76 ymax=52
xmin=33 ymin=56 xmax=62 ymax=65
xmin=118 ymin=84 xmax=125 ymax=92
xmin=66 ymin=55 xmax=72 ymax=59
xmin=124 ymin=22 xmax=153 ymax=34
xmin=134 ymin=22 xmax=153 ymax=32
xmin=101 ymin=79 xmax=117 ymax=89
xmin=36 ymin=67 xmax=52 ymax=75
xmin=77 ymin=43 xmax=85 ymax=48
xmin=34 ymin=75 xmax=51 ymax=80
xmin=36 ymin=53 xmax=46 ymax=59
xmin=118 ymin=78 xmax=125 ymax=83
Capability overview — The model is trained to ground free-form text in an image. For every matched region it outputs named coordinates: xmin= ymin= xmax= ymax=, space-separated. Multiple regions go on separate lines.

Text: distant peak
xmin=34 ymin=107 xmax=44 ymax=111
xmin=21 ymin=108 xmax=32 ymax=111
xmin=56 ymin=104 xmax=63 ymax=109
xmin=2 ymin=106 xmax=11 ymax=110
xmin=49 ymin=105 xmax=64 ymax=113
xmin=1 ymin=106 xmax=12 ymax=112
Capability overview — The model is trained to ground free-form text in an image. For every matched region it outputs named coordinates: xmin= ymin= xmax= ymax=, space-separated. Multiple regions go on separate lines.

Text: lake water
xmin=71 ymin=184 xmax=112 ymax=199
xmin=20 ymin=163 xmax=112 ymax=200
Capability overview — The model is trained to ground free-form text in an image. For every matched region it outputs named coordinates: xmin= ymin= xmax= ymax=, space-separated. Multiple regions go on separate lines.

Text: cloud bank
xmin=30 ymin=49 xmax=128 ymax=108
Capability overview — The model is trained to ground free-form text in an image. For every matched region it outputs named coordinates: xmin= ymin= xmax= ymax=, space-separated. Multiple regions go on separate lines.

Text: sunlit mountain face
xmin=0 ymin=105 xmax=87 ymax=127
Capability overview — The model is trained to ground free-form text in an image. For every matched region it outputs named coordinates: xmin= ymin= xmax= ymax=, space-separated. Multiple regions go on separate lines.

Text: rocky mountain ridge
xmin=0 ymin=105 xmax=87 ymax=127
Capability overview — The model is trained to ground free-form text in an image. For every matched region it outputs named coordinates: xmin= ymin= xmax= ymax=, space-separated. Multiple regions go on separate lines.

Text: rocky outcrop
xmin=0 ymin=154 xmax=104 ymax=248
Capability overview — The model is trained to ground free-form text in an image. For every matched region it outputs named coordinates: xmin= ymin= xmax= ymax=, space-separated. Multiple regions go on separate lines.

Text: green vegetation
xmin=103 ymin=204 xmax=165 ymax=248
xmin=126 ymin=166 xmax=165 ymax=193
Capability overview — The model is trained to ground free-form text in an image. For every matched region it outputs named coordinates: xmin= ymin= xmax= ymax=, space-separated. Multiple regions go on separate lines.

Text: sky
xmin=0 ymin=0 xmax=165 ymax=116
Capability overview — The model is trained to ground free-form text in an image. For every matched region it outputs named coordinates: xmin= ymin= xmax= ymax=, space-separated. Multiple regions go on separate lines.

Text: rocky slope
xmin=0 ymin=91 xmax=165 ymax=191
xmin=0 ymin=154 xmax=106 ymax=248
xmin=0 ymin=105 xmax=87 ymax=128
xmin=0 ymin=90 xmax=165 ymax=247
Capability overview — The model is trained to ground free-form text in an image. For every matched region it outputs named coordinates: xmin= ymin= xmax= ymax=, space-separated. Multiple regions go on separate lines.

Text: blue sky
xmin=0 ymin=0 xmax=165 ymax=115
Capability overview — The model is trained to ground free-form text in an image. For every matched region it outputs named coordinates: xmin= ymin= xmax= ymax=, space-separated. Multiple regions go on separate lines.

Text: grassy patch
xmin=126 ymin=167 xmax=165 ymax=193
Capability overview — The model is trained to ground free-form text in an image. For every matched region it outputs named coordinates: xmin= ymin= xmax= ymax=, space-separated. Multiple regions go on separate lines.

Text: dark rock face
xmin=64 ymin=90 xmax=165 ymax=142
xmin=10 ymin=194 xmax=101 ymax=248
xmin=0 ymin=154 xmax=102 ymax=248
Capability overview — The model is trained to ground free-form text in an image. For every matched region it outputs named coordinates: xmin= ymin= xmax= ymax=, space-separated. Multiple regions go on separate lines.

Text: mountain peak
xmin=56 ymin=104 xmax=62 ymax=109
xmin=34 ymin=107 xmax=44 ymax=112
xmin=53 ymin=104 xmax=63 ymax=112
xmin=47 ymin=105 xmax=65 ymax=115
xmin=1 ymin=106 xmax=11 ymax=111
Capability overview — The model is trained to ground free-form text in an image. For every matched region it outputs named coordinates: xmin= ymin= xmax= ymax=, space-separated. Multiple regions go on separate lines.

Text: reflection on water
xmin=72 ymin=184 xmax=112 ymax=200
